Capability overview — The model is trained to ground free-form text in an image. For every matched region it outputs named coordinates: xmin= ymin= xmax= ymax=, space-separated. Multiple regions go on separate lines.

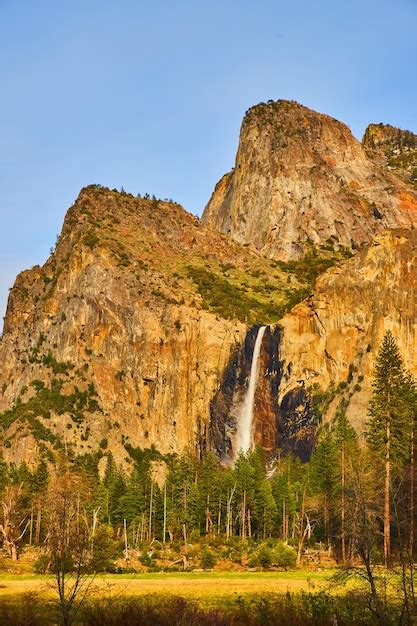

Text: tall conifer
xmin=366 ymin=330 xmax=409 ymax=567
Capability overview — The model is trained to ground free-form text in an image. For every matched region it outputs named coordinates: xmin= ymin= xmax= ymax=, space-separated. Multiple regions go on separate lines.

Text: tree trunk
xmin=341 ymin=445 xmax=346 ymax=563
xmin=409 ymin=427 xmax=415 ymax=558
xmin=226 ymin=484 xmax=236 ymax=540
xmin=36 ymin=506 xmax=42 ymax=544
xmin=29 ymin=506 xmax=34 ymax=546
xmin=282 ymin=498 xmax=286 ymax=541
xmin=123 ymin=518 xmax=129 ymax=561
xmin=296 ymin=486 xmax=306 ymax=565
xmin=242 ymin=490 xmax=246 ymax=541
xmin=384 ymin=421 xmax=391 ymax=568
xmin=359 ymin=547 xmax=388 ymax=625
xmin=149 ymin=481 xmax=154 ymax=540
xmin=163 ymin=482 xmax=167 ymax=544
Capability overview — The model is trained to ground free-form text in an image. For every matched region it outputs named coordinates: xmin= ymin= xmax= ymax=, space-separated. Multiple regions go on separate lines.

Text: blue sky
xmin=1 ymin=0 xmax=416 ymax=322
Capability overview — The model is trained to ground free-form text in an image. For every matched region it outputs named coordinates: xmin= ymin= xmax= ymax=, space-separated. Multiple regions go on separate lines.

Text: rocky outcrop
xmin=203 ymin=100 xmax=417 ymax=260
xmin=274 ymin=228 xmax=417 ymax=432
xmin=363 ymin=123 xmax=417 ymax=188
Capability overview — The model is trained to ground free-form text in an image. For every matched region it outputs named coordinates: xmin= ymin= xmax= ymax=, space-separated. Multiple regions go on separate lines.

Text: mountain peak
xmin=202 ymin=101 xmax=417 ymax=260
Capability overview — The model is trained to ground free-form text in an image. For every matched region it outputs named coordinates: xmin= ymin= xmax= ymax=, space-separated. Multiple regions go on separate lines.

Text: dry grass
xmin=0 ymin=569 xmax=332 ymax=604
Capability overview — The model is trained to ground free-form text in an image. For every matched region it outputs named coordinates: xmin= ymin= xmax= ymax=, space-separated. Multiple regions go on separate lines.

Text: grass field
xmin=0 ymin=569 xmax=334 ymax=605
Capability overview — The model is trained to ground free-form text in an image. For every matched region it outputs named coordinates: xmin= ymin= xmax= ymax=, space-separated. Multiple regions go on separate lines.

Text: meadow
xmin=0 ymin=568 xmax=333 ymax=603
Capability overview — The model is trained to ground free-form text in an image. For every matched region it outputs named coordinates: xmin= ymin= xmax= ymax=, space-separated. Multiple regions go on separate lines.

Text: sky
xmin=1 ymin=0 xmax=416 ymax=323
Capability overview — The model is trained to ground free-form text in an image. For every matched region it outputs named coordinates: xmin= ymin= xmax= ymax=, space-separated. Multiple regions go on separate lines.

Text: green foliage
xmin=186 ymin=265 xmax=283 ymax=324
xmin=200 ymin=548 xmax=217 ymax=569
xmin=273 ymin=541 xmax=297 ymax=569
xmin=41 ymin=353 xmax=73 ymax=375
xmin=89 ymin=526 xmax=120 ymax=572
xmin=84 ymin=232 xmax=100 ymax=249
xmin=139 ymin=551 xmax=155 ymax=567
xmin=0 ymin=380 xmax=101 ymax=446
xmin=365 ymin=330 xmax=410 ymax=465
xmin=248 ymin=543 xmax=273 ymax=568
xmin=274 ymin=245 xmax=350 ymax=284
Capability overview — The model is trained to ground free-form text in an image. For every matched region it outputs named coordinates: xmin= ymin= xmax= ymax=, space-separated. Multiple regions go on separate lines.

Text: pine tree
xmin=402 ymin=372 xmax=417 ymax=556
xmin=310 ymin=424 xmax=338 ymax=547
xmin=366 ymin=330 xmax=409 ymax=567
xmin=333 ymin=412 xmax=358 ymax=562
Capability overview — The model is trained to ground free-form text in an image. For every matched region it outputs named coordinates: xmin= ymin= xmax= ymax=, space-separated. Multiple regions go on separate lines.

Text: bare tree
xmin=0 ymin=484 xmax=29 ymax=560
xmin=45 ymin=473 xmax=95 ymax=626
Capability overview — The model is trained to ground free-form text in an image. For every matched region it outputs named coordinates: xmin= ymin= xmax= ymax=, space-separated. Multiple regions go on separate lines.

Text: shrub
xmin=84 ymin=232 xmax=99 ymax=249
xmin=272 ymin=541 xmax=297 ymax=569
xmin=200 ymin=548 xmax=217 ymax=570
xmin=248 ymin=544 xmax=273 ymax=569
xmin=34 ymin=552 xmax=49 ymax=574
xmin=89 ymin=526 xmax=120 ymax=572
xmin=139 ymin=551 xmax=155 ymax=567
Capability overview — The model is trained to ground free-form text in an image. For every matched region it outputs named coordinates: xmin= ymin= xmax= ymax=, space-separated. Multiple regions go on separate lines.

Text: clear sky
xmin=1 ymin=0 xmax=416 ymax=322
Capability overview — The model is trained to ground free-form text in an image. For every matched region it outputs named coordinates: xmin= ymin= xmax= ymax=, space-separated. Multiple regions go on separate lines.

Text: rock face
xmin=2 ymin=105 xmax=417 ymax=469
xmin=0 ymin=188 xmax=250 ymax=465
xmin=0 ymin=186 xmax=320 ymax=466
xmin=202 ymin=100 xmax=417 ymax=260
xmin=208 ymin=229 xmax=417 ymax=460
xmin=274 ymin=228 xmax=417 ymax=433
xmin=363 ymin=123 xmax=417 ymax=188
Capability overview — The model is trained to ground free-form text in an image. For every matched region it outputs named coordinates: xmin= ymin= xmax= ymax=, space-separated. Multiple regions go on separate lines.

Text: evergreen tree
xmin=310 ymin=424 xmax=338 ymax=546
xmin=333 ymin=412 xmax=358 ymax=562
xmin=366 ymin=330 xmax=410 ymax=566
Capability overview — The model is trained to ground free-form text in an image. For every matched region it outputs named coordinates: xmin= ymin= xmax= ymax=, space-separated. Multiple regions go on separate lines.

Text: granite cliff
xmin=273 ymin=228 xmax=417 ymax=434
xmin=202 ymin=100 xmax=417 ymax=260
xmin=0 ymin=185 xmax=333 ymax=466
xmin=2 ymin=101 xmax=417 ymax=468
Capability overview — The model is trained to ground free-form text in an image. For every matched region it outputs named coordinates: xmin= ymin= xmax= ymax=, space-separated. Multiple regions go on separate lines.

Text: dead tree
xmin=0 ymin=484 xmax=29 ymax=560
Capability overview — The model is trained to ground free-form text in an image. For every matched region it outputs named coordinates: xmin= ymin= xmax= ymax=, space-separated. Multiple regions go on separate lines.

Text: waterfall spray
xmin=235 ymin=325 xmax=267 ymax=456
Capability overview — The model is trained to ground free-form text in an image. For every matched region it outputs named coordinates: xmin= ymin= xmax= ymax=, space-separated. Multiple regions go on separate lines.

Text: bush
xmin=89 ymin=526 xmax=121 ymax=572
xmin=272 ymin=541 xmax=297 ymax=569
xmin=248 ymin=541 xmax=296 ymax=570
xmin=84 ymin=232 xmax=99 ymax=249
xmin=248 ymin=544 xmax=273 ymax=569
xmin=34 ymin=553 xmax=49 ymax=574
xmin=139 ymin=551 xmax=155 ymax=567
xmin=200 ymin=548 xmax=217 ymax=570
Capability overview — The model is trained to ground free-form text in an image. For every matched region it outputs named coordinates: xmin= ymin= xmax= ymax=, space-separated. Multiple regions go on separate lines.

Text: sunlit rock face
xmin=202 ymin=100 xmax=417 ymax=260
xmin=2 ymin=104 xmax=417 ymax=469
xmin=0 ymin=187 xmax=248 ymax=466
xmin=362 ymin=122 xmax=417 ymax=188
xmin=275 ymin=229 xmax=417 ymax=433
xmin=209 ymin=228 xmax=417 ymax=461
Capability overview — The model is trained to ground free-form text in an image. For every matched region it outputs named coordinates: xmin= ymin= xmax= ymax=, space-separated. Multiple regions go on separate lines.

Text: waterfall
xmin=235 ymin=325 xmax=267 ymax=455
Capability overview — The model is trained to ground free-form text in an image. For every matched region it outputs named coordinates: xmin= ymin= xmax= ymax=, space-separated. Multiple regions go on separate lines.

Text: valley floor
xmin=0 ymin=569 xmax=332 ymax=604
